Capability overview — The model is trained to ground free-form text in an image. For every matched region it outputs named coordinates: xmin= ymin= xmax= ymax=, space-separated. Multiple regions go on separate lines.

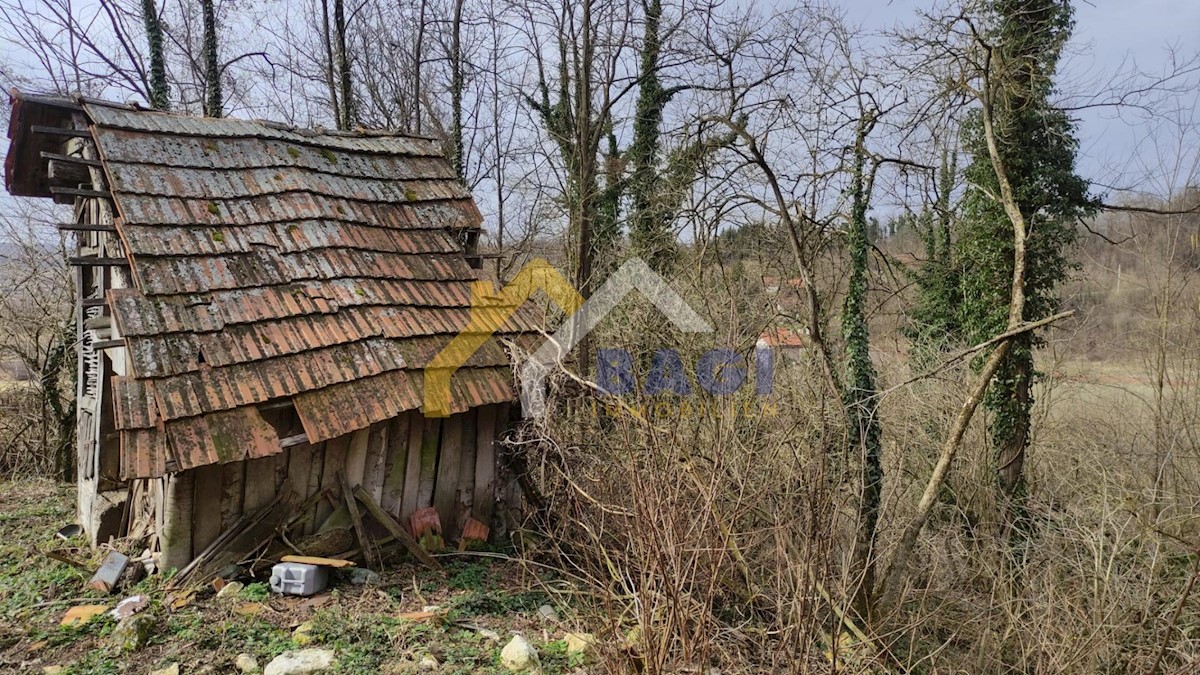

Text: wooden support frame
xmin=51 ymin=187 xmax=112 ymax=200
xmin=58 ymin=223 xmax=116 ymax=232
xmin=32 ymin=124 xmax=92 ymax=138
xmin=68 ymin=257 xmax=128 ymax=266
xmin=41 ymin=151 xmax=102 ymax=167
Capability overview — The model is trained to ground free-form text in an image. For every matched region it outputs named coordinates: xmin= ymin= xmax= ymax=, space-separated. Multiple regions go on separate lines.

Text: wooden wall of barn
xmin=143 ymin=404 xmax=506 ymax=569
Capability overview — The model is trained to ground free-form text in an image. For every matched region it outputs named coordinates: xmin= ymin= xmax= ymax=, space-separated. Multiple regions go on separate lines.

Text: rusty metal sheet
xmin=87 ymin=104 xmax=444 ymax=156
xmin=293 ymin=369 xmax=422 ymax=443
xmin=162 ymin=405 xmax=280 ymax=471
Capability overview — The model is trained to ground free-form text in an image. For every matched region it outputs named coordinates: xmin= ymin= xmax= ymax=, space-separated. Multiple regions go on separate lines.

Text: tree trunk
xmin=139 ymin=0 xmax=169 ymax=110
xmin=333 ymin=0 xmax=353 ymax=130
xmin=201 ymin=0 xmax=222 ymax=117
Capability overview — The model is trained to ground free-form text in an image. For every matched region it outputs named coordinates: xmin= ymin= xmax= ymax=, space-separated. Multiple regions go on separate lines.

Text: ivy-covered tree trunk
xmin=333 ymin=0 xmax=354 ymax=130
xmin=845 ymin=116 xmax=883 ymax=617
xmin=201 ymin=0 xmax=222 ymax=117
xmin=628 ymin=0 xmax=671 ymax=272
xmin=139 ymin=0 xmax=169 ymax=110
xmin=449 ymin=0 xmax=465 ymax=179
xmin=956 ymin=0 xmax=1093 ymax=538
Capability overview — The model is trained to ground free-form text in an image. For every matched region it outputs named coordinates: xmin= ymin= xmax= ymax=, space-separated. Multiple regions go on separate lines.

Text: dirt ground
xmin=0 ymin=479 xmax=592 ymax=674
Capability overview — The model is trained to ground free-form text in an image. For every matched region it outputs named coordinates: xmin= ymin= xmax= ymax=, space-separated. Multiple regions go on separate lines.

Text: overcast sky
xmin=844 ymin=0 xmax=1200 ymax=197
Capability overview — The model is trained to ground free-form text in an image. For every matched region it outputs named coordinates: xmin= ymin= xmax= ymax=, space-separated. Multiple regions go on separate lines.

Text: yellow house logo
xmin=424 ymin=257 xmax=713 ymax=418
xmin=423 ymin=259 xmax=582 ymax=417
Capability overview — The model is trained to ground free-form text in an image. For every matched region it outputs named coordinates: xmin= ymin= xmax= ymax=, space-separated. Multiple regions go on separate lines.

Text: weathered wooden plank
xmin=33 ymin=124 xmax=91 ymax=138
xmin=243 ymin=456 xmax=277 ymax=515
xmin=352 ymin=485 xmax=441 ymax=570
xmin=220 ymin=462 xmax=246 ymax=531
xmin=57 ymin=222 xmax=116 ymax=233
xmin=416 ymin=419 xmax=441 ymax=512
xmin=316 ymin=436 xmax=349 ymax=527
xmin=191 ymin=463 xmax=225 ymax=555
xmin=472 ymin=404 xmax=498 ymax=526
xmin=68 ymin=257 xmax=128 ymax=266
xmin=304 ymin=443 xmax=325 ymax=535
xmin=380 ymin=414 xmax=410 ymax=517
xmin=161 ymin=471 xmax=194 ymax=572
xmin=433 ymin=416 xmax=464 ymax=541
xmin=275 ymin=449 xmax=289 ymax=492
xmin=399 ymin=416 xmax=425 ymax=522
xmin=345 ymin=428 xmax=370 ymax=489
xmin=363 ymin=422 xmax=389 ymax=507
xmin=41 ymin=151 xmax=102 ymax=167
xmin=456 ymin=408 xmax=478 ymax=522
xmin=287 ymin=443 xmax=313 ymax=499
xmin=52 ymin=186 xmax=111 ymax=200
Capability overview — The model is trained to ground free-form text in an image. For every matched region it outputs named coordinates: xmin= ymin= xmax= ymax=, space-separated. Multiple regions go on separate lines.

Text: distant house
xmin=4 ymin=90 xmax=539 ymax=570
xmin=757 ymin=326 xmax=807 ymax=360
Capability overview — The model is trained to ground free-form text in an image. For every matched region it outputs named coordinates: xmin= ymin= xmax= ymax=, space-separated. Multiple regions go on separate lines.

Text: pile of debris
xmin=49 ymin=474 xmax=491 ymax=602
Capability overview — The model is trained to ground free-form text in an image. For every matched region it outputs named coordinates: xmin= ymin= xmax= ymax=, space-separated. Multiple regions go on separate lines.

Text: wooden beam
xmin=40 ymin=151 xmax=102 ymax=167
xmin=339 ymin=472 xmax=380 ymax=570
xmin=280 ymin=433 xmax=309 ymax=449
xmin=352 ymin=485 xmax=441 ymax=570
xmin=91 ymin=339 xmax=124 ymax=350
xmin=68 ymin=257 xmax=128 ymax=266
xmin=58 ymin=223 xmax=116 ymax=232
xmin=32 ymin=125 xmax=92 ymax=138
xmin=48 ymin=160 xmax=92 ymax=185
xmin=50 ymin=187 xmax=111 ymax=200
xmin=82 ymin=298 xmax=107 ymax=307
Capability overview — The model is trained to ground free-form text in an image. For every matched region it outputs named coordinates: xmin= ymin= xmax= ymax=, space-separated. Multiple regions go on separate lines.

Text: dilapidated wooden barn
xmin=4 ymin=90 xmax=540 ymax=570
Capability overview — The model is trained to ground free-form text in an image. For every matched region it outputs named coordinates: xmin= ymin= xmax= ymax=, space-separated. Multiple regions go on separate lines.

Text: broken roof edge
xmin=5 ymin=87 xmax=447 ymax=197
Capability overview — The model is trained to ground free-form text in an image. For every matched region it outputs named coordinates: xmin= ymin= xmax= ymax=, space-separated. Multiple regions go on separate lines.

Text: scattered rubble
xmin=87 ymin=550 xmax=130 ymax=593
xmin=563 ymin=632 xmax=597 ymax=661
xmin=109 ymin=595 xmax=149 ymax=620
xmin=537 ymin=605 xmax=560 ymax=622
xmin=112 ymin=614 xmax=155 ymax=652
xmin=235 ymin=653 xmax=261 ymax=673
xmin=149 ymin=664 xmax=179 ymax=675
xmin=263 ymin=648 xmax=337 ymax=675
xmin=216 ymin=581 xmax=245 ymax=599
xmin=500 ymin=634 xmax=541 ymax=672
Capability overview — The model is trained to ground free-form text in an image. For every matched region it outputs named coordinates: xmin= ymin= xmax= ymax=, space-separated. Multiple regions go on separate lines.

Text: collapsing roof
xmin=6 ymin=90 xmax=540 ymax=480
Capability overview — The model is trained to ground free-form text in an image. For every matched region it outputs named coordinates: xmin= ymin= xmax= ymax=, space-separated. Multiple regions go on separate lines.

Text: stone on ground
xmin=149 ymin=665 xmax=179 ymax=675
xmin=216 ymin=581 xmax=244 ymax=599
xmin=418 ymin=654 xmax=440 ymax=670
xmin=263 ymin=648 xmax=336 ymax=675
xmin=112 ymin=614 xmax=155 ymax=652
xmin=292 ymin=620 xmax=315 ymax=645
xmin=536 ymin=605 xmax=559 ymax=622
xmin=500 ymin=634 xmax=540 ymax=672
xmin=563 ymin=632 xmax=597 ymax=660
xmin=235 ymin=653 xmax=261 ymax=673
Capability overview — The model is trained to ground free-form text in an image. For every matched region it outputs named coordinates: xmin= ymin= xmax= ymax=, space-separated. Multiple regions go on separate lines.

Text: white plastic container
xmin=269 ymin=562 xmax=329 ymax=596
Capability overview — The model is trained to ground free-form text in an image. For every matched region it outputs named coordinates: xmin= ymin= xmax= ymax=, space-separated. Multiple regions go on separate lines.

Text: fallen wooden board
xmin=280 ymin=555 xmax=356 ymax=568
xmin=60 ymin=605 xmax=108 ymax=626
xmin=339 ymin=473 xmax=381 ymax=571
xmin=352 ymin=485 xmax=441 ymax=570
